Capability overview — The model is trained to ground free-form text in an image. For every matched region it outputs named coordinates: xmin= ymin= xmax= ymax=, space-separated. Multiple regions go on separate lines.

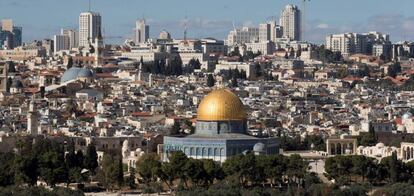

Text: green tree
xmin=325 ymin=155 xmax=353 ymax=184
xmin=136 ymin=153 xmax=161 ymax=184
xmin=359 ymin=125 xmax=377 ymax=146
xmin=75 ymin=150 xmax=84 ymax=168
xmin=67 ymin=56 xmax=74 ymax=69
xmin=84 ymin=144 xmax=98 ymax=175
xmin=169 ymin=151 xmax=189 ymax=187
xmin=286 ymin=154 xmax=308 ymax=187
xmin=230 ymin=77 xmax=238 ymax=88
xmin=373 ymin=183 xmax=414 ymax=196
xmin=98 ymin=154 xmax=118 ymax=191
xmin=387 ymin=62 xmax=402 ymax=78
xmin=6 ymin=78 xmax=12 ymax=93
xmin=160 ymin=162 xmax=175 ymax=191
xmin=38 ymin=140 xmax=68 ymax=187
xmin=184 ymin=158 xmax=206 ymax=187
xmin=13 ymin=156 xmax=38 ymax=186
xmin=117 ymin=157 xmax=124 ymax=188
xmin=170 ymin=121 xmax=181 ymax=135
xmin=0 ymin=153 xmax=15 ymax=186
xmin=202 ymin=159 xmax=224 ymax=185
xmin=207 ymin=74 xmax=215 ymax=87
xmin=265 ymin=155 xmax=287 ymax=187
xmin=127 ymin=168 xmax=137 ymax=189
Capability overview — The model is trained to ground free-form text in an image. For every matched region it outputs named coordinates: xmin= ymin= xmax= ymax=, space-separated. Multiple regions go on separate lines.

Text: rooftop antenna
xmin=232 ymin=20 xmax=236 ymax=31
xmin=301 ymin=0 xmax=310 ymax=41
xmin=184 ymin=14 xmax=188 ymax=42
xmin=88 ymin=0 xmax=91 ymax=12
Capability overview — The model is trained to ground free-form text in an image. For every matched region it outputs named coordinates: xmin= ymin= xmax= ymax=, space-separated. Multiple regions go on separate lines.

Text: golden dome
xmin=197 ymin=88 xmax=247 ymax=121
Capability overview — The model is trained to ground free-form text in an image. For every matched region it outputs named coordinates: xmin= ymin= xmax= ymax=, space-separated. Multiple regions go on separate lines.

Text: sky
xmin=1 ymin=0 xmax=414 ymax=44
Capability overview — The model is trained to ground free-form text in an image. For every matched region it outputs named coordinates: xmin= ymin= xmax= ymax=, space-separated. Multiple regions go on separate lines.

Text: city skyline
xmin=1 ymin=0 xmax=414 ymax=44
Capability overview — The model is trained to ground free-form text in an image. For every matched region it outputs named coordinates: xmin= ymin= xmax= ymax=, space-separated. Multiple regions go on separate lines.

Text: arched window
xmin=336 ymin=143 xmax=342 ymax=155
xmin=190 ymin=147 xmax=195 ymax=156
xmin=203 ymin=147 xmax=208 ymax=158
xmin=348 ymin=143 xmax=352 ymax=153
xmin=208 ymin=148 xmax=212 ymax=158
xmin=196 ymin=147 xmax=201 ymax=157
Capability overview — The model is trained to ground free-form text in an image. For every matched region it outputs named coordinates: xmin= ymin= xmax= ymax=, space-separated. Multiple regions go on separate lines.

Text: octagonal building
xmin=163 ymin=88 xmax=279 ymax=162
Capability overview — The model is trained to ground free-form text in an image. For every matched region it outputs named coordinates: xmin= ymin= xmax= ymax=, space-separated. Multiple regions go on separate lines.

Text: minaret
xmin=94 ymin=28 xmax=104 ymax=67
xmin=27 ymin=100 xmax=39 ymax=135
xmin=137 ymin=60 xmax=143 ymax=81
xmin=149 ymin=74 xmax=153 ymax=87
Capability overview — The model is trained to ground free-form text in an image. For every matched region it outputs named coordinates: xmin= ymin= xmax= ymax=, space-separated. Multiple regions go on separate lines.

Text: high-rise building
xmin=1 ymin=19 xmax=13 ymax=32
xmin=79 ymin=12 xmax=102 ymax=47
xmin=61 ymin=29 xmax=79 ymax=49
xmin=12 ymin=26 xmax=22 ymax=47
xmin=268 ymin=21 xmax=283 ymax=42
xmin=280 ymin=5 xmax=301 ymax=41
xmin=259 ymin=23 xmax=271 ymax=42
xmin=135 ymin=19 xmax=149 ymax=44
xmin=226 ymin=27 xmax=259 ymax=46
xmin=0 ymin=19 xmax=22 ymax=49
xmin=54 ymin=34 xmax=70 ymax=52
xmin=326 ymin=32 xmax=391 ymax=56
xmin=42 ymin=39 xmax=54 ymax=56
xmin=326 ymin=33 xmax=356 ymax=56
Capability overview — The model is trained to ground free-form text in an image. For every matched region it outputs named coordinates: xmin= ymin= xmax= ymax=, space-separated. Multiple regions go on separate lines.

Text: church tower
xmin=27 ymin=100 xmax=39 ymax=135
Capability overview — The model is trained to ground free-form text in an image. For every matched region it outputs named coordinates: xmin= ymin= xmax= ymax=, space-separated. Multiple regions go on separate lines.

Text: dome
xmin=61 ymin=67 xmax=93 ymax=83
xmin=197 ymin=88 xmax=246 ymax=121
xmin=376 ymin=143 xmax=385 ymax=148
xmin=253 ymin=142 xmax=265 ymax=153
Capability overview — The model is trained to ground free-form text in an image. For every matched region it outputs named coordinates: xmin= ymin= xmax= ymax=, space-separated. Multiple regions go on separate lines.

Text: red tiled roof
xmin=342 ymin=76 xmax=362 ymax=82
xmin=395 ymin=118 xmax=402 ymax=125
xmin=24 ymin=88 xmax=39 ymax=94
xmin=96 ymin=73 xmax=117 ymax=78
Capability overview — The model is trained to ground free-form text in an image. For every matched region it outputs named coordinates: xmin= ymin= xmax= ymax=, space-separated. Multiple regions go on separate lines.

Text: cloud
xmin=306 ymin=14 xmax=414 ymax=43
xmin=316 ymin=23 xmax=329 ymax=29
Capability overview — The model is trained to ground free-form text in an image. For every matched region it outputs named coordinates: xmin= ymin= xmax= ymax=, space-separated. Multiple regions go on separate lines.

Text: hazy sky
xmin=1 ymin=0 xmax=414 ymax=44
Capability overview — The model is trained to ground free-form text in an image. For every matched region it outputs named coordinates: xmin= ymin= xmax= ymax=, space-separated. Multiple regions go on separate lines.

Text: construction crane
xmin=302 ymin=0 xmax=310 ymax=41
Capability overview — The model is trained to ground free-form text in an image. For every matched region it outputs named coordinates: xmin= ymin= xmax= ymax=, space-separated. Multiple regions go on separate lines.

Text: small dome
xmin=61 ymin=67 xmax=94 ymax=83
xmin=403 ymin=112 xmax=413 ymax=120
xmin=253 ymin=142 xmax=265 ymax=153
xmin=376 ymin=143 xmax=385 ymax=148
xmin=197 ymin=88 xmax=246 ymax=121
xmin=77 ymin=69 xmax=94 ymax=78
